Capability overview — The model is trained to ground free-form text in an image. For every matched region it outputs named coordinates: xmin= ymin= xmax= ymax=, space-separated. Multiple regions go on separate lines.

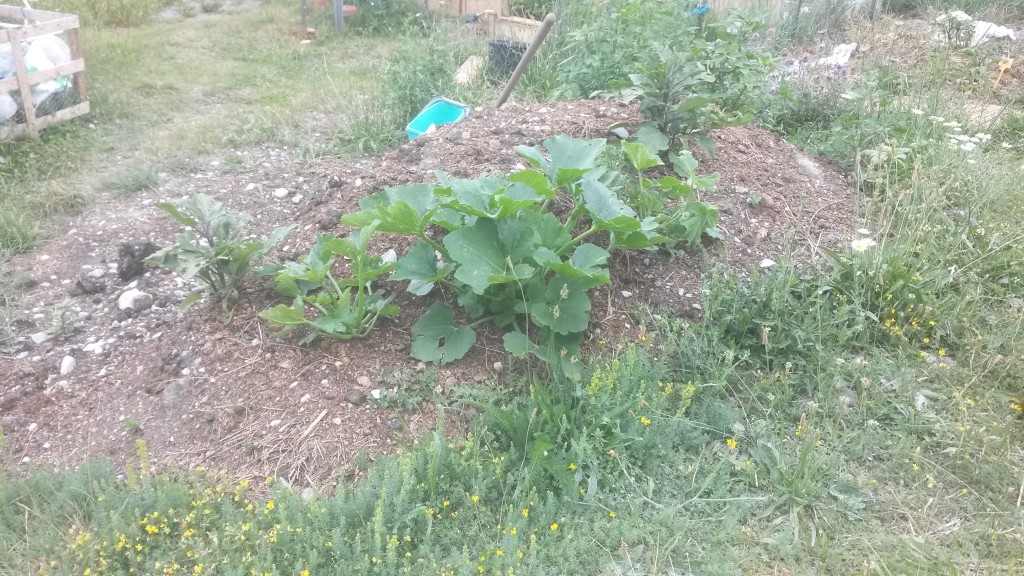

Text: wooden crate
xmin=0 ymin=4 xmax=88 ymax=140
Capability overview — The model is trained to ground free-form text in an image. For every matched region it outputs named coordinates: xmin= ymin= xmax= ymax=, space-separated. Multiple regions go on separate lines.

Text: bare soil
xmin=0 ymin=100 xmax=854 ymax=491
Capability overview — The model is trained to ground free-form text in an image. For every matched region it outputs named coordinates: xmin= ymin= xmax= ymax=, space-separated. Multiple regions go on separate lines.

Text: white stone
xmin=291 ymin=194 xmax=303 ymax=204
xmin=27 ymin=423 xmax=38 ymax=433
xmin=620 ymin=290 xmax=633 ymax=298
xmin=30 ymin=331 xmax=52 ymax=345
xmin=87 ymin=268 xmax=106 ymax=278
xmin=245 ymin=183 xmax=257 ymax=191
xmin=59 ymin=355 xmax=76 ymax=376
xmin=299 ymin=394 xmax=311 ymax=403
xmin=381 ymin=249 xmax=398 ymax=264
xmin=118 ymin=289 xmax=153 ymax=311
xmin=759 ymin=259 xmax=776 ymax=268
xmin=370 ymin=389 xmax=383 ymax=400
xmin=269 ymin=419 xmax=282 ymax=427
xmin=273 ymin=187 xmax=290 ymax=199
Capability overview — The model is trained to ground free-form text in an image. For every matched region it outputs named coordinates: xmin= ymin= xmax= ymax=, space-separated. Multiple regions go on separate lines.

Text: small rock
xmin=369 ymin=389 xmax=383 ymax=400
xmin=245 ymin=183 xmax=257 ymax=191
xmin=21 ymin=457 xmax=29 ymax=464
xmin=86 ymin=268 xmax=106 ymax=279
xmin=691 ymin=303 xmax=703 ymax=311
xmin=28 ymin=422 xmax=38 ymax=433
xmin=356 ymin=375 xmax=371 ymax=387
xmin=59 ymin=355 xmax=76 ymax=376
xmin=493 ymin=361 xmax=503 ymax=371
xmin=346 ymin=390 xmax=367 ymax=405
xmin=381 ymin=249 xmax=398 ymax=264
xmin=83 ymin=342 xmax=104 ymax=354
xmin=291 ymin=194 xmax=303 ymax=204
xmin=332 ymin=417 xmax=342 ymax=425
xmin=620 ymin=290 xmax=633 ymax=298
xmin=30 ymin=331 xmax=52 ymax=345
xmin=273 ymin=187 xmax=290 ymax=199
xmin=759 ymin=259 xmax=776 ymax=269
xmin=269 ymin=419 xmax=282 ymax=427
xmin=118 ymin=289 xmax=154 ymax=312
xmin=299 ymin=393 xmax=311 ymax=403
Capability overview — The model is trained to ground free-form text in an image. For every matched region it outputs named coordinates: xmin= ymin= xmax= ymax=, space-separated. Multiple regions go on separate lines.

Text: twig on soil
xmin=298 ymin=409 xmax=328 ymax=443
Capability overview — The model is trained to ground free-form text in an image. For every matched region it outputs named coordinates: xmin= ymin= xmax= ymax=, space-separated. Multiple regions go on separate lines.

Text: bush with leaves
xmin=146 ymin=194 xmax=293 ymax=313
xmin=258 ymin=224 xmax=399 ymax=344
xmin=615 ymin=17 xmax=777 ymax=155
xmin=342 ymin=136 xmax=719 ymax=377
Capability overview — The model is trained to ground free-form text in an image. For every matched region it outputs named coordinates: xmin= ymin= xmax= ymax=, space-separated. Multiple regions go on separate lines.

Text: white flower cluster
xmin=948 ymin=132 xmax=991 ymax=152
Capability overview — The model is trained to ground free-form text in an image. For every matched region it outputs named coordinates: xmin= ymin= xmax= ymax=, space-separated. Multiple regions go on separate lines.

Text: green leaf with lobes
xmin=581 ymin=178 xmax=641 ymax=232
xmin=528 ymin=276 xmax=592 ymax=335
xmin=410 ymin=303 xmax=476 ymax=364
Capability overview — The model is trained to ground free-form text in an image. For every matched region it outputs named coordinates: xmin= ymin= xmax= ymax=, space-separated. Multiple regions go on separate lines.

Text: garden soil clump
xmin=0 ymin=100 xmax=854 ymax=491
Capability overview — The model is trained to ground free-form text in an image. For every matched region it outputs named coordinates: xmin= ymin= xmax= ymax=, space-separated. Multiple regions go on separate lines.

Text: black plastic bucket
xmin=487 ymin=39 xmax=527 ymax=78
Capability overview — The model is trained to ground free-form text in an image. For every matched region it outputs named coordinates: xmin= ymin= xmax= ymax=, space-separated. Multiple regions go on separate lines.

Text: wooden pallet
xmin=0 ymin=4 xmax=88 ymax=139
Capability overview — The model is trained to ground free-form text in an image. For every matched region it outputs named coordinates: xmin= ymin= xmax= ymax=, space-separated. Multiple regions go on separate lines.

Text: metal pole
xmin=495 ymin=13 xmax=556 ymax=108
xmin=333 ymin=0 xmax=343 ymax=32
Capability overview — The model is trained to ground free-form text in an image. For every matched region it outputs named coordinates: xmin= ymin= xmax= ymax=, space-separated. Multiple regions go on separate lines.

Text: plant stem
xmin=556 ymin=225 xmax=598 ymax=256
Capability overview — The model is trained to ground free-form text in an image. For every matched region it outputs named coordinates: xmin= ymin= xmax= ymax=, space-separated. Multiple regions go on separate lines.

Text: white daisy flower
xmin=928 ymin=116 xmax=945 ymax=122
xmin=960 ymin=142 xmax=977 ymax=151
xmin=1001 ymin=142 xmax=1014 ymax=149
xmin=851 ymin=238 xmax=878 ymax=252
xmin=911 ymin=109 xmax=924 ymax=115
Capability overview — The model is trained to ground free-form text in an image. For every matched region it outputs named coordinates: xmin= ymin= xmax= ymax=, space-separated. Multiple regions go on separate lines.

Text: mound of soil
xmin=0 ymin=100 xmax=853 ymax=489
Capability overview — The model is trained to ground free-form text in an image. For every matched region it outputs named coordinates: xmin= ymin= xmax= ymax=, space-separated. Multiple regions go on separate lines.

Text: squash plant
xmin=258 ymin=223 xmax=399 ymax=344
xmin=341 ymin=136 xmax=720 ymax=378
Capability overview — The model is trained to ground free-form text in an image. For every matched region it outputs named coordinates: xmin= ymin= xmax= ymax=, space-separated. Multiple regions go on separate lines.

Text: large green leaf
xmin=444 ymin=220 xmax=514 ymax=294
xmin=635 ymin=124 xmax=670 ymax=154
xmin=581 ymin=178 xmax=641 ymax=233
xmin=344 ymin=184 xmax=438 ymax=233
xmin=622 ymin=141 xmax=663 ymax=172
xmin=509 ymin=169 xmax=556 ymax=199
xmin=410 ymin=303 xmax=476 ymax=364
xmin=532 ymin=244 xmax=610 ymax=287
xmin=503 ymin=329 xmax=583 ymax=380
xmin=261 ymin=297 xmax=307 ymax=327
xmin=544 ymin=135 xmax=606 ymax=185
xmin=392 ymin=241 xmax=447 ymax=295
xmin=528 ymin=276 xmax=592 ymax=335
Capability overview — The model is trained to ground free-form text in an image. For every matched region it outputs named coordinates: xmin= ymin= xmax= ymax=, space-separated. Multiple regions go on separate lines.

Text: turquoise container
xmin=405 ymin=97 xmax=469 ymax=140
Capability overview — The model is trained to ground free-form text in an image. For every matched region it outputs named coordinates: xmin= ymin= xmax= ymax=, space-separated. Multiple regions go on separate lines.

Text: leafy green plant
xmin=343 ymin=136 xmax=719 ymax=377
xmin=146 ymin=194 xmax=293 ymax=313
xmin=616 ymin=13 xmax=776 ymax=156
xmin=259 ymin=224 xmax=398 ymax=344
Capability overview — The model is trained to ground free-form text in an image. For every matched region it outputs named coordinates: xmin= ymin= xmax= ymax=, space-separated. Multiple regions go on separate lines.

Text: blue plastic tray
xmin=405 ymin=97 xmax=469 ymax=140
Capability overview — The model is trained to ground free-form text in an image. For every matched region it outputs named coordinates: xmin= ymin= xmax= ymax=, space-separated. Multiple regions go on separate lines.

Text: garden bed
xmin=0 ymin=100 xmax=854 ymax=489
